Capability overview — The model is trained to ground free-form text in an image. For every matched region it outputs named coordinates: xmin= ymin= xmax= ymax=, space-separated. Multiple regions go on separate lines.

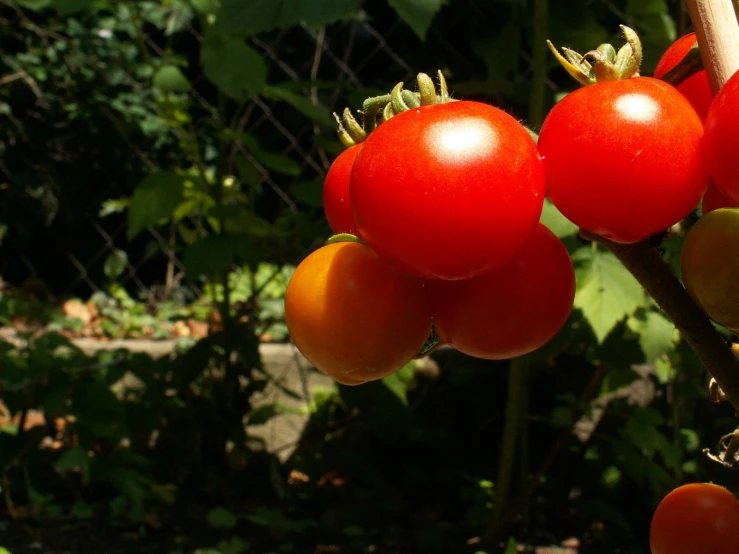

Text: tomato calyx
xmin=414 ymin=325 xmax=441 ymax=358
xmin=547 ymin=25 xmax=642 ymax=85
xmin=326 ymin=232 xmax=365 ymax=245
xmin=333 ymin=71 xmax=455 ymax=147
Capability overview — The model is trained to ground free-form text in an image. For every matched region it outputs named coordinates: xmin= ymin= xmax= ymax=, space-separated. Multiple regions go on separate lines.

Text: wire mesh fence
xmin=0 ymin=0 xmax=686 ymax=303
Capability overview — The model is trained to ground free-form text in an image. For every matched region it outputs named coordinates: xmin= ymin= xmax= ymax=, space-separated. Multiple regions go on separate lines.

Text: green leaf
xmin=127 ymin=172 xmax=185 ymax=239
xmin=212 ymin=0 xmax=361 ymax=36
xmin=52 ymin=0 xmax=91 ymax=14
xmin=71 ymin=380 xmax=126 ymax=438
xmin=387 ymin=0 xmax=446 ymax=41
xmin=153 ymin=65 xmax=191 ymax=93
xmin=183 ymin=234 xmax=263 ymax=276
xmin=627 ymin=310 xmax=678 ymax=362
xmin=55 ymin=447 xmax=90 ymax=479
xmin=540 ymin=199 xmax=578 ymax=238
xmin=216 ymin=537 xmax=250 ymax=554
xmin=16 ymin=0 xmax=52 ymax=10
xmin=201 ymin=36 xmax=265 ymax=100
xmin=503 ymin=537 xmax=518 ymax=554
xmin=291 ymin=180 xmax=323 ymax=208
xmin=573 ymin=246 xmax=645 ymax=343
xmin=262 ymin=85 xmax=334 ymax=127
xmin=246 ymin=404 xmax=283 ymax=425
xmin=229 ymin=133 xmax=301 ymax=176
xmin=103 ymin=249 xmax=128 ymax=281
xmin=191 ymin=0 xmax=220 ymax=13
xmin=206 ymin=506 xmax=238 ymax=529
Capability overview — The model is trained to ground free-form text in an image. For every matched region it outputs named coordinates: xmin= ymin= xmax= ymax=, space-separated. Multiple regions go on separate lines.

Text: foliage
xmin=0 ymin=0 xmax=725 ymax=552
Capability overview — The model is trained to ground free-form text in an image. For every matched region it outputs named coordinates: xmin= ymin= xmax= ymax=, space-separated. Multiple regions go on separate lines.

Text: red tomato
xmin=702 ymin=183 xmax=737 ymax=214
xmin=650 ymin=483 xmax=739 ymax=554
xmin=284 ymin=241 xmax=431 ymax=383
xmin=653 ymin=33 xmax=712 ymax=120
xmin=323 ymin=144 xmax=362 ymax=235
xmin=704 ymin=69 xmax=739 ymax=206
xmin=538 ymin=77 xmax=709 ymax=243
xmin=425 ymin=223 xmax=575 ymax=360
xmin=350 ymin=101 xmax=546 ymax=281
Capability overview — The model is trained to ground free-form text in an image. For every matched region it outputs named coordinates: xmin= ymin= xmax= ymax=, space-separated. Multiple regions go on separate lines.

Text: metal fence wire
xmin=1 ymin=0 xmax=685 ymax=302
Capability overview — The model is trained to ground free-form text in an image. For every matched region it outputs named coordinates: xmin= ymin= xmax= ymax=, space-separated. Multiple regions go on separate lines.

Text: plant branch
xmin=580 ymin=231 xmax=739 ymax=414
xmin=685 ymin=0 xmax=739 ymax=93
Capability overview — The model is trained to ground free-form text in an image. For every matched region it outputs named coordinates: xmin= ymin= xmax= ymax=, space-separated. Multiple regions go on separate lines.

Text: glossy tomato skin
xmin=702 ymin=183 xmax=737 ymax=214
xmin=680 ymin=208 xmax=739 ymax=332
xmin=704 ymin=70 xmax=739 ymax=205
xmin=538 ymin=77 xmax=709 ymax=244
xmin=653 ymin=33 xmax=712 ymax=120
xmin=350 ymin=101 xmax=546 ymax=281
xmin=426 ymin=223 xmax=575 ymax=360
xmin=650 ymin=483 xmax=739 ymax=554
xmin=323 ymin=144 xmax=362 ymax=235
xmin=284 ymin=241 xmax=431 ymax=383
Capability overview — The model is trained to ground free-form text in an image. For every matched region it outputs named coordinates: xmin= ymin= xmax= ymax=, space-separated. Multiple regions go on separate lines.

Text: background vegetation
xmin=0 ymin=0 xmax=731 ymax=552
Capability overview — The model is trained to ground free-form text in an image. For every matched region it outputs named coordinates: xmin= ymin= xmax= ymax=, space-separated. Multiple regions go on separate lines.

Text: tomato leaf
xmin=183 ymin=234 xmax=264 ymax=277
xmin=211 ymin=0 xmax=361 ymax=36
xmin=52 ymin=0 xmax=91 ymax=14
xmin=201 ymin=36 xmax=265 ymax=100
xmin=387 ymin=0 xmax=446 ymax=41
xmin=627 ymin=310 xmax=678 ymax=363
xmin=573 ymin=246 xmax=645 ymax=343
xmin=127 ymin=172 xmax=185 ymax=240
xmin=262 ymin=85 xmax=334 ymax=127
xmin=540 ymin=199 xmax=578 ymax=238
xmin=153 ymin=65 xmax=191 ymax=93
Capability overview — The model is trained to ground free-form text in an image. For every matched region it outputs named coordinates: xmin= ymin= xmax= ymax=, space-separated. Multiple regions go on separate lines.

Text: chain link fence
xmin=1 ymin=0 xmax=685 ymax=303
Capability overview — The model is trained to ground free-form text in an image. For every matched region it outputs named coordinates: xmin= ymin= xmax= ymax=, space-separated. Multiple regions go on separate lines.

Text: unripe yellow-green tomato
xmin=681 ymin=208 xmax=739 ymax=332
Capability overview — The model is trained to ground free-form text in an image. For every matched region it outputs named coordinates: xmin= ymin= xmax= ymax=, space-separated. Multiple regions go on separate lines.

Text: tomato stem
xmin=579 ymin=230 xmax=739 ymax=415
xmin=658 ymin=43 xmax=704 ymax=87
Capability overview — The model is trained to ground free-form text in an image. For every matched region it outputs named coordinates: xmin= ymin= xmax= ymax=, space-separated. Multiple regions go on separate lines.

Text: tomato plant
xmin=284 ymin=241 xmax=432 ymax=383
xmin=653 ymin=33 xmax=712 ymax=120
xmin=650 ymin=483 xmax=739 ymax=554
xmin=702 ymin=183 xmax=737 ymax=214
xmin=323 ymin=144 xmax=362 ymax=236
xmin=425 ymin=222 xmax=575 ymax=360
xmin=680 ymin=207 xmax=739 ymax=333
xmin=538 ymin=77 xmax=709 ymax=243
xmin=704 ymin=68 xmax=739 ymax=206
xmin=350 ymin=100 xmax=545 ymax=281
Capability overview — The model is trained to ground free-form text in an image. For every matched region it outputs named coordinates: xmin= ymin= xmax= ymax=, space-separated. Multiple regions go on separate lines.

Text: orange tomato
xmin=285 ymin=241 xmax=431 ymax=383
xmin=650 ymin=483 xmax=739 ymax=554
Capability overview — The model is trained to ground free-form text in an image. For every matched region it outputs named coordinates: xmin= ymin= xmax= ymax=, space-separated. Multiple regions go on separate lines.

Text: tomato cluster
xmin=285 ymin=73 xmax=576 ymax=385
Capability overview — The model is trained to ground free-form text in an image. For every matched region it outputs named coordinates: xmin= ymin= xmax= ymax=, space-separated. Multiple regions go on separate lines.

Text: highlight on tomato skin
xmin=649 ymin=483 xmax=739 ymax=554
xmin=653 ymin=32 xmax=712 ymax=121
xmin=538 ymin=76 xmax=709 ymax=244
xmin=323 ymin=143 xmax=363 ymax=236
xmin=284 ymin=241 xmax=432 ymax=384
xmin=425 ymin=222 xmax=575 ymax=360
xmin=349 ymin=100 xmax=546 ymax=282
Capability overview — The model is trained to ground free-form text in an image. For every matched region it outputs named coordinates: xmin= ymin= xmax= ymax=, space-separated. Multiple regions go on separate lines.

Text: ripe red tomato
xmin=350 ymin=101 xmax=546 ymax=281
xmin=653 ymin=33 xmax=712 ymax=120
xmin=425 ymin=223 xmax=575 ymax=360
xmin=702 ymin=183 xmax=737 ymax=214
xmin=704 ymin=69 xmax=739 ymax=206
xmin=650 ymin=483 xmax=739 ymax=554
xmin=323 ymin=144 xmax=362 ymax=235
xmin=538 ymin=77 xmax=709 ymax=243
xmin=284 ymin=241 xmax=431 ymax=383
